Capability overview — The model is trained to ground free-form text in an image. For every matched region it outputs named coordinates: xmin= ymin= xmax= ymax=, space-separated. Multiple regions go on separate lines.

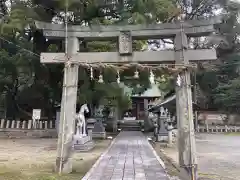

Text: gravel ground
xmin=163 ymin=133 xmax=240 ymax=180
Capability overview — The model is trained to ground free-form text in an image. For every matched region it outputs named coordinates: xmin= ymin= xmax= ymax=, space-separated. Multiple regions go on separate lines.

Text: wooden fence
xmin=197 ymin=125 xmax=240 ymax=133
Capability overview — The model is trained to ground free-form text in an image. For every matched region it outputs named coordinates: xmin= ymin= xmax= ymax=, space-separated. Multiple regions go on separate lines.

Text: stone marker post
xmin=39 ymin=121 xmax=43 ymax=129
xmin=11 ymin=120 xmax=15 ymax=129
xmin=6 ymin=120 xmax=10 ymax=128
xmin=0 ymin=119 xmax=5 ymax=128
xmin=22 ymin=121 xmax=26 ymax=129
xmin=28 ymin=120 xmax=32 ymax=129
xmin=16 ymin=121 xmax=20 ymax=129
xmin=50 ymin=120 xmax=53 ymax=129
xmin=45 ymin=121 xmax=48 ymax=129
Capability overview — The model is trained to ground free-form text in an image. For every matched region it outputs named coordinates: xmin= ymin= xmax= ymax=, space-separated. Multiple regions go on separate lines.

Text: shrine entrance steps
xmin=82 ymin=131 xmax=169 ymax=180
xmin=117 ymin=120 xmax=143 ymax=131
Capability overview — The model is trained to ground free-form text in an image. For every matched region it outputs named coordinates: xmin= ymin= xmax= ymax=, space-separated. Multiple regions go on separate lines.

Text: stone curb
xmin=147 ymin=139 xmax=166 ymax=169
xmin=158 ymin=148 xmax=189 ymax=180
xmin=82 ymin=137 xmax=117 ymax=180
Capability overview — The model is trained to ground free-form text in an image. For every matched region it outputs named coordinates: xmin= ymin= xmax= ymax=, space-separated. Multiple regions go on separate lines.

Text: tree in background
xmin=0 ymin=0 xmax=177 ymax=119
xmin=196 ymin=0 xmax=240 ymax=112
xmin=3 ymin=0 xmax=240 ymax=118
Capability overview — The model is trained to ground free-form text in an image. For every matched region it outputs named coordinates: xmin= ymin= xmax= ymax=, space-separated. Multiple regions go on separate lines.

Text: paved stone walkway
xmin=83 ymin=131 xmax=169 ymax=180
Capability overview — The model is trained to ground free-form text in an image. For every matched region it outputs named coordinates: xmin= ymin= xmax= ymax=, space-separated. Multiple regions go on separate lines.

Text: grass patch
xmin=0 ymin=139 xmax=112 ymax=180
xmin=0 ymin=157 xmax=97 ymax=180
xmin=225 ymin=132 xmax=240 ymax=136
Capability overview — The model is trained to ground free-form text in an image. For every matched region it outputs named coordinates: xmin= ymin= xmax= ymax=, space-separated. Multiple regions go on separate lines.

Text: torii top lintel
xmin=35 ymin=17 xmax=222 ymax=40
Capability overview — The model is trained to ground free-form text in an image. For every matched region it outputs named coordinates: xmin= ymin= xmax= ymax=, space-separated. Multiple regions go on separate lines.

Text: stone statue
xmin=75 ymin=104 xmax=89 ymax=137
xmin=160 ymin=106 xmax=166 ymax=117
xmin=165 ymin=108 xmax=168 ymax=116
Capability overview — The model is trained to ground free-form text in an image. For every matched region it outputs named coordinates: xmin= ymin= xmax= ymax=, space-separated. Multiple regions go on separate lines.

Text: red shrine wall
xmin=131 ymin=97 xmax=159 ymax=120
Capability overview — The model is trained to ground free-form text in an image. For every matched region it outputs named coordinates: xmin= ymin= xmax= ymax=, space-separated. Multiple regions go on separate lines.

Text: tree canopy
xmin=1 ymin=0 xmax=240 ymax=119
xmin=196 ymin=0 xmax=240 ymax=113
xmin=0 ymin=0 xmax=177 ymax=119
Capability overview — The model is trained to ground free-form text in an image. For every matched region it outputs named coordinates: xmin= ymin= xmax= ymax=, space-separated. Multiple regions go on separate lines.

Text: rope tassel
xmin=98 ymin=73 xmax=104 ymax=83
xmin=149 ymin=70 xmax=155 ymax=84
xmin=117 ymin=70 xmax=120 ymax=84
xmin=90 ymin=67 xmax=93 ymax=80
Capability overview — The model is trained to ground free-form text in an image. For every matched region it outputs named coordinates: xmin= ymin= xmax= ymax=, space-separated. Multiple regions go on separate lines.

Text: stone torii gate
xmin=35 ymin=17 xmax=221 ymax=177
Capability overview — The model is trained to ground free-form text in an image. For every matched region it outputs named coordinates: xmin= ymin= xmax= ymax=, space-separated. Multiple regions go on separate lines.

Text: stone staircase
xmin=117 ymin=120 xmax=144 ymax=131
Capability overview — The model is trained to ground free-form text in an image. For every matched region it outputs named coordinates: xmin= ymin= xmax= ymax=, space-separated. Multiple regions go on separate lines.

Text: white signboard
xmin=32 ymin=109 xmax=41 ymax=120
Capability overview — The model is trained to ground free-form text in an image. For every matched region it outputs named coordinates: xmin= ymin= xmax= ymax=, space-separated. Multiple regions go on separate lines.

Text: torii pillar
xmin=175 ymin=24 xmax=197 ymax=179
xmin=55 ymin=37 xmax=79 ymax=174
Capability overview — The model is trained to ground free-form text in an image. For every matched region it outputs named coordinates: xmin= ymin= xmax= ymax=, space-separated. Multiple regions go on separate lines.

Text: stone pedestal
xmin=73 ymin=135 xmax=95 ymax=152
xmin=157 ymin=132 xmax=168 ymax=142
xmin=92 ymin=121 xmax=106 ymax=139
xmin=157 ymin=118 xmax=168 ymax=142
xmin=87 ymin=118 xmax=96 ymax=141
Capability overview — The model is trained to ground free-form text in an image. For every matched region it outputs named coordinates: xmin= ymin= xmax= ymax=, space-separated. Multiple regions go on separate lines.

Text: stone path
xmin=83 ymin=131 xmax=169 ymax=180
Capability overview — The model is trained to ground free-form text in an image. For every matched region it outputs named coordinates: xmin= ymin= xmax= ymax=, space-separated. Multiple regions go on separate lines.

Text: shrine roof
xmin=148 ymin=94 xmax=200 ymax=112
